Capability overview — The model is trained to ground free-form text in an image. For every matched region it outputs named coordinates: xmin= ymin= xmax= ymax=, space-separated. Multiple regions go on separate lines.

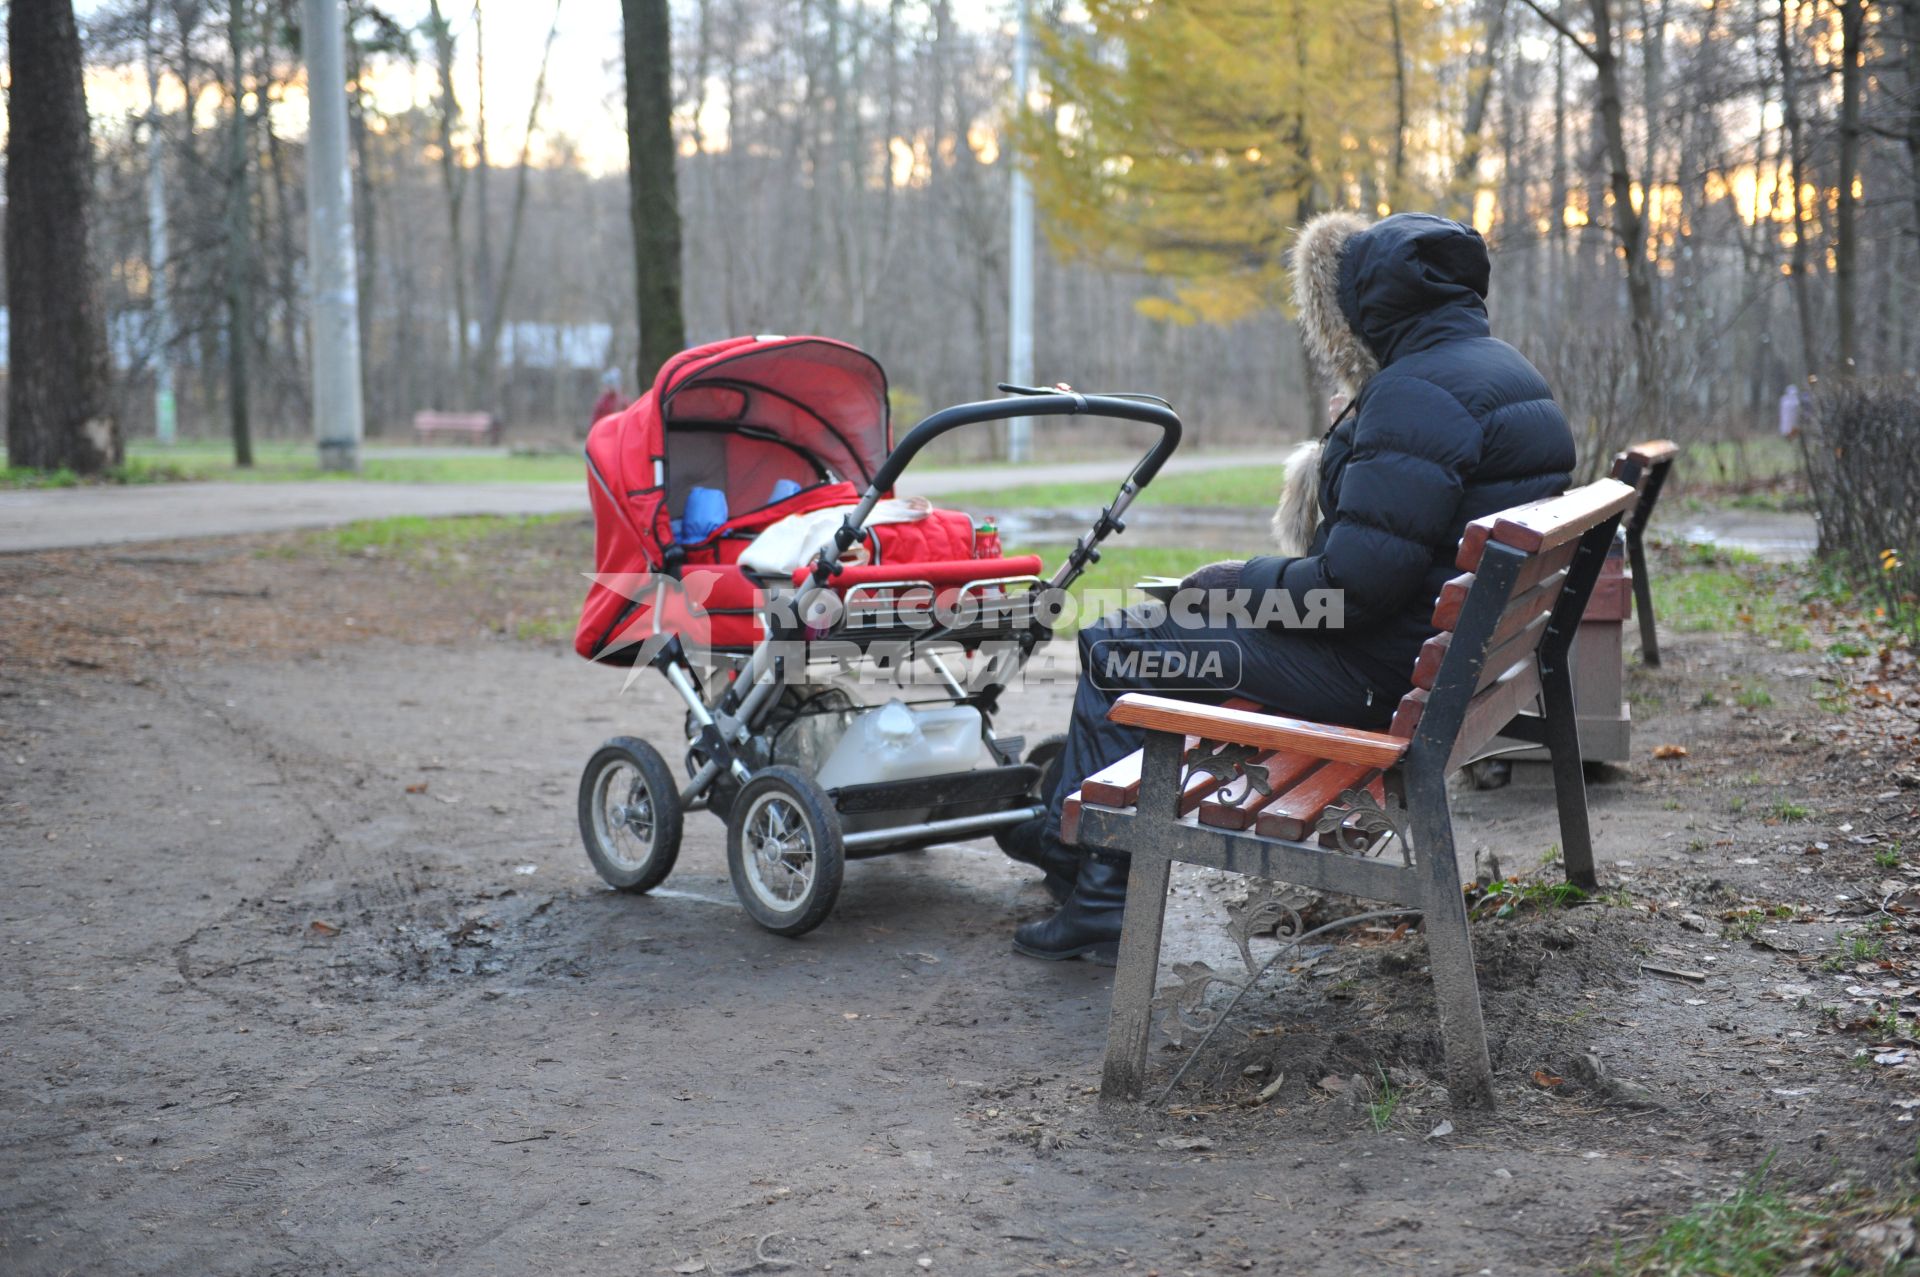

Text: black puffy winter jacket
xmin=1241 ymin=212 xmax=1576 ymax=684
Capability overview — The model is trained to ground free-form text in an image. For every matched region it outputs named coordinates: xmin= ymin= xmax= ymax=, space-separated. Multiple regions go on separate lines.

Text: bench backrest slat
xmin=1446 ymin=662 xmax=1544 ymax=770
xmin=414 ymin=410 xmax=498 ymax=430
xmin=1455 ymin=483 xmax=1638 ymax=571
xmin=1408 ymin=478 xmax=1635 ymax=766
xmin=1431 ymin=540 xmax=1578 ymax=630
xmin=1609 ymin=437 xmax=1678 ymax=541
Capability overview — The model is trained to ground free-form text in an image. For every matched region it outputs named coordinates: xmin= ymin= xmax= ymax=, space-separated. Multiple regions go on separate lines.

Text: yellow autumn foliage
xmin=1022 ymin=0 xmax=1460 ymax=325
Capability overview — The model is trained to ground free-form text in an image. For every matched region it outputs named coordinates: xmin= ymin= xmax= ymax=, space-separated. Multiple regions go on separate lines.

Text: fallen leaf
xmin=1653 ymin=744 xmax=1689 ymax=760
xmin=1243 ymin=1073 xmax=1287 ymax=1107
xmin=308 ymin=919 xmax=340 ymax=937
xmin=404 ymin=782 xmax=428 ymax=795
xmin=1427 ymin=1119 xmax=1455 ymax=1140
xmin=1532 ymin=1071 xmax=1564 ymax=1088
xmin=1316 ymin=1074 xmax=1348 ymax=1093
xmin=671 ymin=1261 xmax=707 ymax=1275
xmin=1156 ymin=1135 xmax=1214 ymax=1151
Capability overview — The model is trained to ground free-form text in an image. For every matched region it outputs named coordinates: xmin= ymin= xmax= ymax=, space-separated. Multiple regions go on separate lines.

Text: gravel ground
xmin=2 ymin=523 xmax=1916 ymax=1275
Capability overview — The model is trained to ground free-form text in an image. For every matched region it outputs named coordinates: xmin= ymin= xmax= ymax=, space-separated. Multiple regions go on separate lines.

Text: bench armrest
xmin=1108 ymin=693 xmax=1409 ymax=768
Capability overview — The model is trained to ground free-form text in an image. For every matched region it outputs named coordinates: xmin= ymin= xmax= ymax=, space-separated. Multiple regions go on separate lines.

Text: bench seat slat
xmin=1109 ymin=694 xmax=1408 ymax=769
xmin=1197 ymin=749 xmax=1323 ymax=831
xmin=1253 ymin=761 xmax=1379 ymax=841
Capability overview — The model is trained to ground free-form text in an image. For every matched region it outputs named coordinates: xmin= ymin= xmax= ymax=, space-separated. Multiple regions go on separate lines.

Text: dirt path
xmin=2 ymin=529 xmax=1916 ymax=1275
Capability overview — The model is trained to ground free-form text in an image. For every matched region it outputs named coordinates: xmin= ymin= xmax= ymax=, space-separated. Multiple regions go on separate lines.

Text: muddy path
xmin=1 ymin=530 xmax=1916 ymax=1275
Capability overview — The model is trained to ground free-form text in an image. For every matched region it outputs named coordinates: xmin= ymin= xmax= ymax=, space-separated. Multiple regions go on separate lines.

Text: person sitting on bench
xmin=1002 ymin=210 xmax=1578 ymax=963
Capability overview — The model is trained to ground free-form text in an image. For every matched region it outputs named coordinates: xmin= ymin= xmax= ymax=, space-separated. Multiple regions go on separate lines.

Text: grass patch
xmin=1466 ymin=875 xmax=1591 ymax=921
xmin=1604 ymin=1176 xmax=1822 ymax=1276
xmin=1736 ymin=686 xmax=1775 ymax=709
xmin=112 ymin=440 xmax=587 ymax=485
xmin=1770 ymin=799 xmax=1812 ymax=823
xmin=305 ymin=512 xmax=579 ymax=557
xmin=1821 ymin=926 xmax=1892 ymax=972
xmin=1683 ymin=435 xmax=1803 ymax=489
xmin=1366 ymin=1068 xmax=1403 ymax=1133
xmin=2 ymin=466 xmax=82 ymax=489
xmin=942 ymin=462 xmax=1292 ymax=512
xmin=1650 ymin=566 xmax=1810 ymax=650
xmin=1004 ymin=542 xmax=1227 ymax=634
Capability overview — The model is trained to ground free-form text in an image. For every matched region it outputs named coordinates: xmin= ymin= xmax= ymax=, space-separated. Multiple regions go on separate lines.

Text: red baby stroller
xmin=574 ymin=335 xmax=1181 ymax=936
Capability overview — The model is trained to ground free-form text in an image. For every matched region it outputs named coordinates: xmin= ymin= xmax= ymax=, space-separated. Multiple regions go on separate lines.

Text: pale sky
xmin=81 ymin=0 xmax=1009 ymax=177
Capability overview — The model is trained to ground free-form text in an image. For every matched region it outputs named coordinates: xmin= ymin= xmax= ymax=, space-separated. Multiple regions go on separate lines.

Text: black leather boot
xmin=1012 ymin=853 xmax=1129 ymax=965
xmin=999 ymin=818 xmax=1081 ymax=904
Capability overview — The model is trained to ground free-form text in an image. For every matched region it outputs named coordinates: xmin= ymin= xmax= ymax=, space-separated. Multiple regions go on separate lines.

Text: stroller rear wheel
xmin=579 ymin=737 xmax=684 ymax=893
xmin=726 ymin=767 xmax=845 ymax=937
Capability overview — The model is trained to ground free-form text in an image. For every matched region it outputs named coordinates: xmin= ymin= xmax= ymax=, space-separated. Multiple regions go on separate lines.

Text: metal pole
xmin=303 ymin=0 xmax=365 ymax=472
xmin=1006 ymin=0 xmax=1034 ymax=464
xmin=145 ymin=9 xmax=176 ymax=445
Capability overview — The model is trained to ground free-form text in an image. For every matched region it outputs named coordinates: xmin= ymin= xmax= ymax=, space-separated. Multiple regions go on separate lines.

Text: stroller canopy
xmin=577 ymin=336 xmax=891 ymax=660
xmin=661 ymin=335 xmax=890 ymax=493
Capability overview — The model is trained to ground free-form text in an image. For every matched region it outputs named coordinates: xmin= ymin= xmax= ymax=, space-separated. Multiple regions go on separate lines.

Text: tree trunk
xmin=226 ymin=0 xmax=254 ymax=466
xmin=478 ymin=0 xmax=563 ymax=406
xmin=1835 ymin=0 xmax=1863 ymax=374
xmin=427 ymin=0 xmax=470 ymax=404
xmin=346 ymin=15 xmax=382 ymax=434
xmin=1585 ymin=0 xmax=1659 ymax=400
xmin=1388 ymin=0 xmax=1409 ymax=202
xmin=1904 ymin=0 xmax=1920 ymax=252
xmin=5 ymin=0 xmax=118 ymax=473
xmin=1451 ymin=0 xmax=1510 ymax=219
xmin=473 ymin=3 xmax=498 ymax=410
xmin=623 ymin=0 xmax=687 ymax=385
xmin=1776 ymin=0 xmax=1820 ymax=378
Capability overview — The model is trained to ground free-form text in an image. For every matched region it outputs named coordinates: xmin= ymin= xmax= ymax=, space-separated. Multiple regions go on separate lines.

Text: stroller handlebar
xmin=866 ymin=391 xmax=1183 ymax=497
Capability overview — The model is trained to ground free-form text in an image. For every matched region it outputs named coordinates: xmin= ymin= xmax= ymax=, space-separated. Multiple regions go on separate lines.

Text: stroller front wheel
xmin=579 ymin=737 xmax=684 ymax=893
xmin=726 ymin=767 xmax=845 ymax=937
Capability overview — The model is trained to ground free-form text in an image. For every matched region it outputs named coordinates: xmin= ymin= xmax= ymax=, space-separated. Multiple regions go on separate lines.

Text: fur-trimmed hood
xmin=1274 ymin=211 xmax=1498 ymax=557
xmin=1289 ymin=211 xmax=1493 ymax=394
xmin=1290 ymin=211 xmax=1378 ymax=394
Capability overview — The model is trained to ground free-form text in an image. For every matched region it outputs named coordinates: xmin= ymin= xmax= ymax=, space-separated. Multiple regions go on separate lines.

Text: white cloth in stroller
xmin=736 ymin=495 xmax=934 ymax=577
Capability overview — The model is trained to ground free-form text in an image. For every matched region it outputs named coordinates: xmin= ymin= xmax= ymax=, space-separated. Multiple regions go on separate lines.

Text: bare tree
xmin=624 ymin=0 xmax=687 ymax=385
xmin=7 ymin=0 xmax=118 ymax=473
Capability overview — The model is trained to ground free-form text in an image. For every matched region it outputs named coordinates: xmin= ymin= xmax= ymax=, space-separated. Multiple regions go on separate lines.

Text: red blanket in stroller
xmin=576 ymin=336 xmax=1033 ymax=660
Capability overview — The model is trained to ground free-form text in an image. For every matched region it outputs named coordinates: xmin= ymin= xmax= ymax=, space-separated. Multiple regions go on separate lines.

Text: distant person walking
xmin=591 ymin=370 xmax=625 ymax=434
xmin=1779 ymin=384 xmax=1802 ymax=439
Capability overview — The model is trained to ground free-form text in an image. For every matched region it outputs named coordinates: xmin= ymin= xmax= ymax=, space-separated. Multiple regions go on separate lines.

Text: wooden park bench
xmin=1066 ymin=478 xmax=1638 ymax=1110
xmin=1487 ymin=438 xmax=1678 ymax=765
xmin=1609 ymin=439 xmax=1679 ymax=667
xmin=412 ymin=410 xmax=502 ymax=446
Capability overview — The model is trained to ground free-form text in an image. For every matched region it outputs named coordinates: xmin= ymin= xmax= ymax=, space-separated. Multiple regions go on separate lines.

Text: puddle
xmin=997 ymin=504 xmax=1820 ymax=563
xmin=1675 ymin=508 xmax=1817 ymax=562
xmin=998 ymin=505 xmax=1267 ymax=552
